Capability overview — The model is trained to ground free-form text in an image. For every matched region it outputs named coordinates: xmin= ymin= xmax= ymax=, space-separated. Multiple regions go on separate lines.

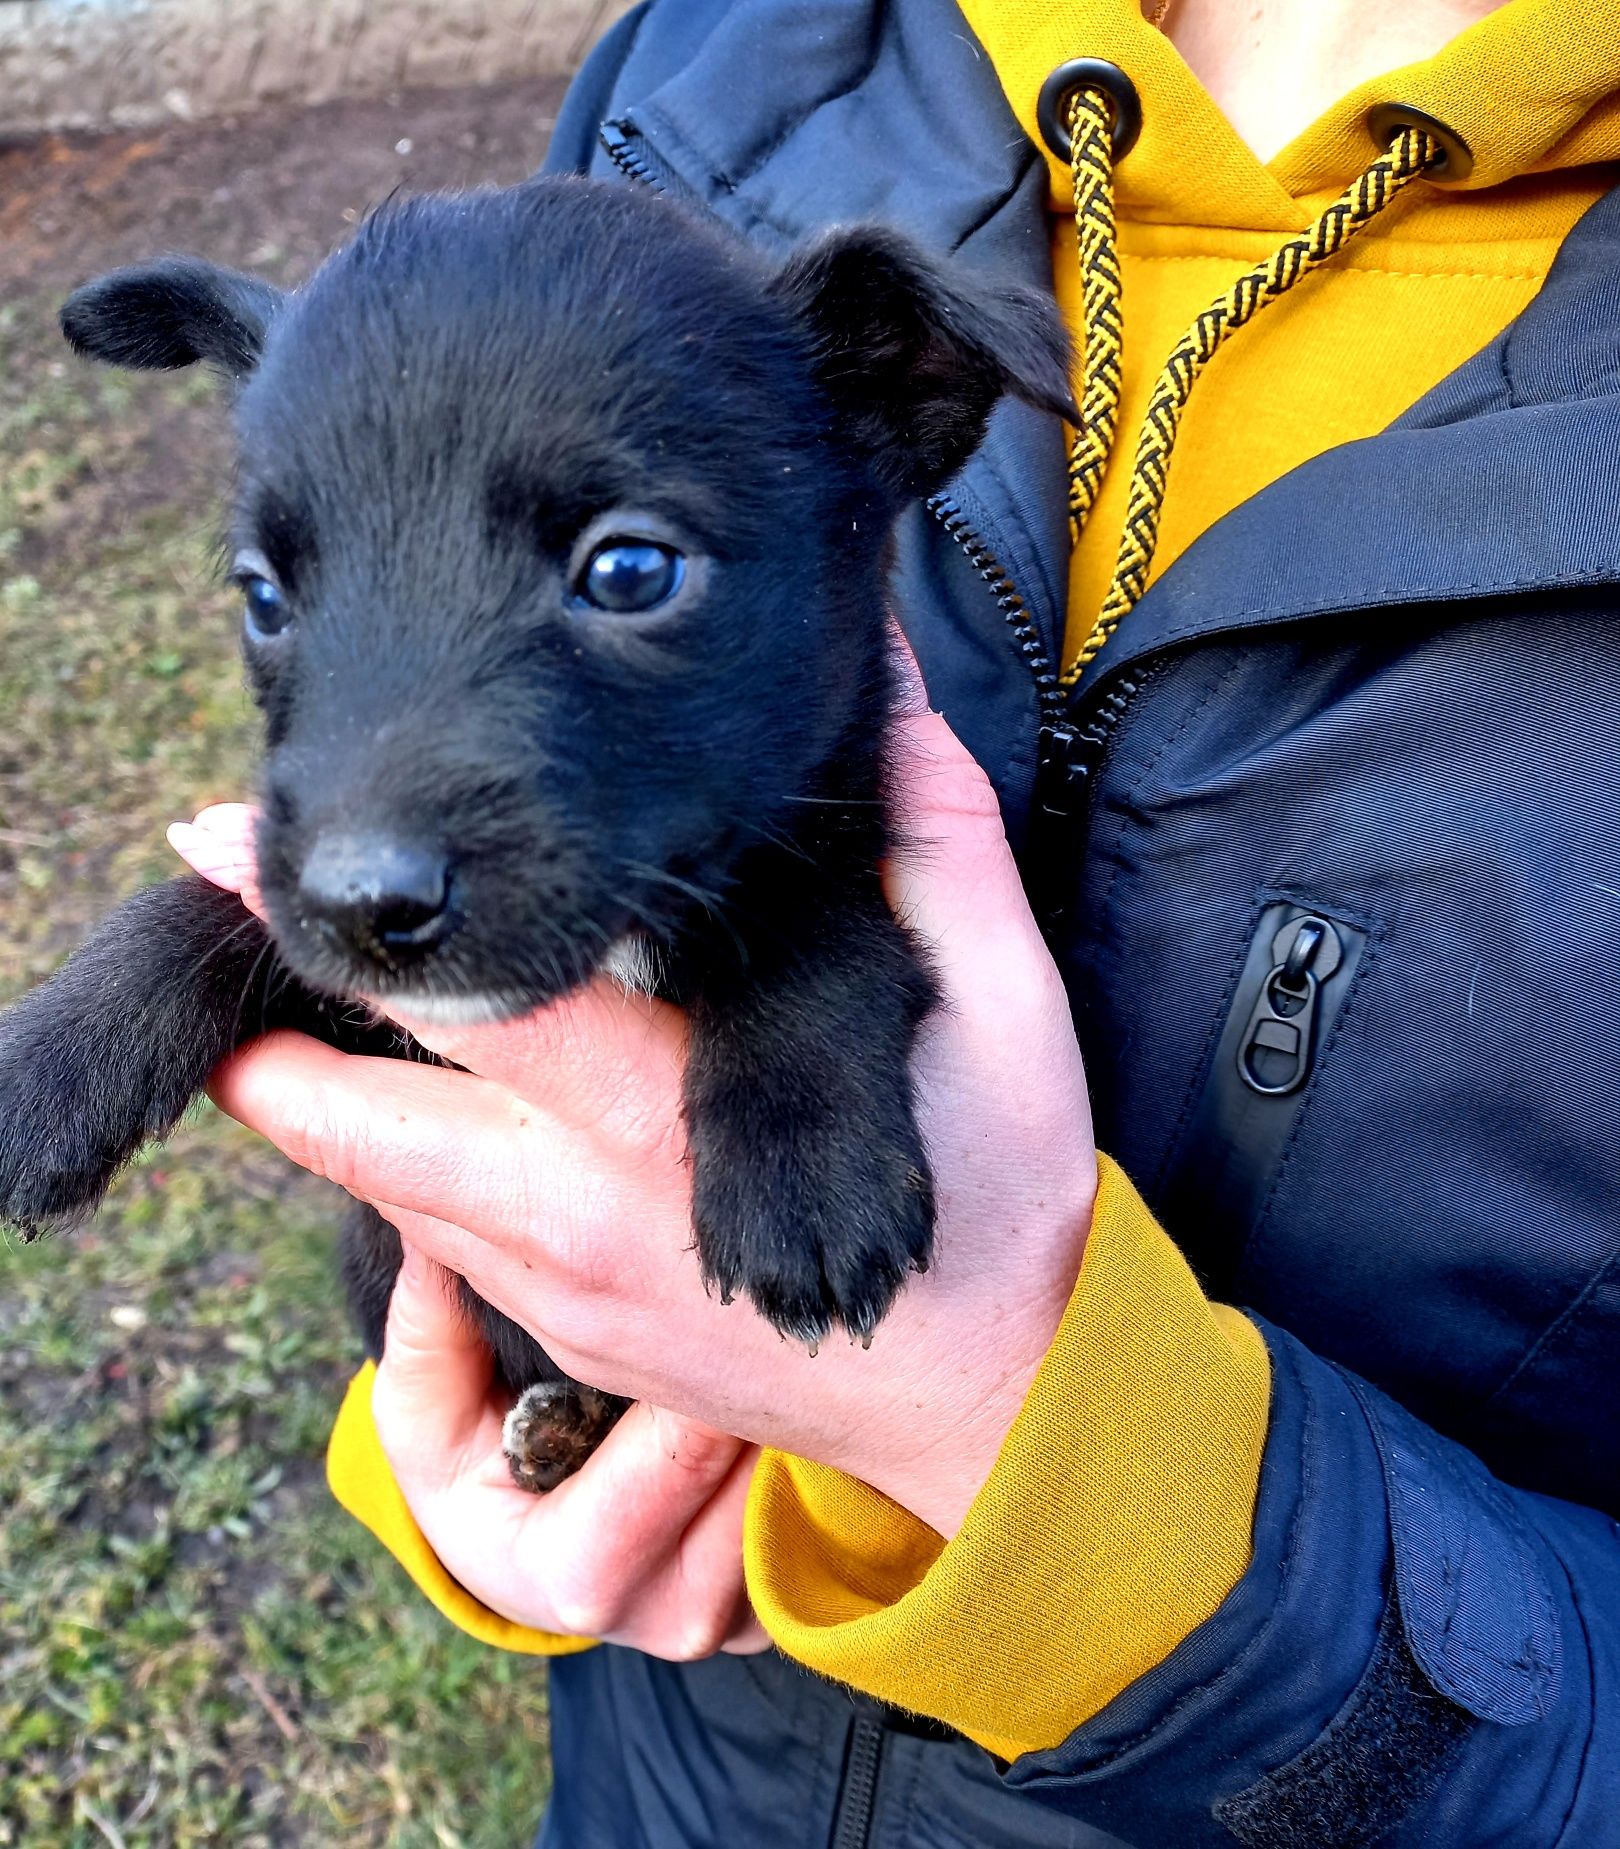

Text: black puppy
xmin=0 ymin=178 xmax=1071 ymax=1488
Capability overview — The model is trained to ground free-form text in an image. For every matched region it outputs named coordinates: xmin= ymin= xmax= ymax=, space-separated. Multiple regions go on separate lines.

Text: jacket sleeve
xmin=745 ymin=1157 xmax=1620 ymax=1849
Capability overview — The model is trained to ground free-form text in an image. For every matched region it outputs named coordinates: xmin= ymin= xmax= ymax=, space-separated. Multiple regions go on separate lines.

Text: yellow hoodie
xmin=326 ymin=0 xmax=1620 ymax=1766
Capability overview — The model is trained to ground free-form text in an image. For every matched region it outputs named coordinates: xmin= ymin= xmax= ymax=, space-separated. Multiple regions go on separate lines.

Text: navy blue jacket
xmin=534 ymin=3 xmax=1620 ymax=1843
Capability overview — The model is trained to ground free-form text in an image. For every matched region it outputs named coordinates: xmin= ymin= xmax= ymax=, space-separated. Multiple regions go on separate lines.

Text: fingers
xmin=528 ymin=1407 xmax=756 ymax=1653
xmin=886 ymin=621 xmax=932 ymax=717
xmin=353 ymin=1200 xmax=534 ymax=1320
xmin=208 ymin=1033 xmax=572 ymax=1248
xmin=883 ymin=621 xmax=1036 ymax=963
xmin=371 ymin=1245 xmax=497 ymax=1480
xmin=369 ymin=1246 xmax=759 ymax=1657
xmin=387 ymin=979 xmax=688 ymax=1145
xmin=682 ymin=1445 xmax=771 ymax=1654
xmin=478 ymin=1401 xmax=753 ymax=1649
xmin=542 ymin=1404 xmax=746 ymax=1581
xmin=210 ymin=1035 xmax=694 ymax=1351
xmin=885 ymin=701 xmax=1049 ymax=987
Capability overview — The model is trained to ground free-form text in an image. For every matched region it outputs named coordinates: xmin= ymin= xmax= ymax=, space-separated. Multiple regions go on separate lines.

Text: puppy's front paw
xmin=0 ymin=876 xmax=269 ymax=1236
xmin=0 ymin=1006 xmax=155 ymax=1236
xmin=691 ymin=1109 xmax=935 ymax=1348
xmin=501 ymin=1380 xmax=624 ymax=1493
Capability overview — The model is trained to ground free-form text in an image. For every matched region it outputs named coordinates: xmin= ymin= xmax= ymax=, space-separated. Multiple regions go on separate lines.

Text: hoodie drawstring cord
xmin=1060 ymin=94 xmax=1441 ymax=681
xmin=1065 ymin=84 xmax=1125 ymax=544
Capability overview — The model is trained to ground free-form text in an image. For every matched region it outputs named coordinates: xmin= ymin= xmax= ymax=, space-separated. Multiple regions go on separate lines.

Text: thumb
xmin=372 ymin=1243 xmax=497 ymax=1476
xmin=885 ymin=701 xmax=1039 ymax=983
xmin=167 ymin=803 xmax=265 ymax=919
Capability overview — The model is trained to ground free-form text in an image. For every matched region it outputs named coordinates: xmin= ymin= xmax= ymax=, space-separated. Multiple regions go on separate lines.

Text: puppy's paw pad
xmin=501 ymin=1380 xmax=622 ymax=1494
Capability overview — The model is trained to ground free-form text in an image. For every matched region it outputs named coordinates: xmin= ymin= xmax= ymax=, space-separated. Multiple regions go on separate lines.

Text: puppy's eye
xmin=238 ymin=572 xmax=290 ymax=640
xmin=574 ymin=540 xmax=684 ymax=614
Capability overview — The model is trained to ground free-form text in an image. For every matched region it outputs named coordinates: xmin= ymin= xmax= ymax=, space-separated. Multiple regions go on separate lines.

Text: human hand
xmin=175 ymin=679 xmax=1096 ymax=1548
xmin=372 ymin=1241 xmax=767 ymax=1652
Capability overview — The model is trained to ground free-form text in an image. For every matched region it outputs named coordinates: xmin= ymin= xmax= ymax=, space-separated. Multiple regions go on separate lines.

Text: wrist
xmin=865 ymin=1166 xmax=1097 ymax=1538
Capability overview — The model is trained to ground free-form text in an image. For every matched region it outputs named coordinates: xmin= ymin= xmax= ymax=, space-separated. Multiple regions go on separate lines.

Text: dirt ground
xmin=0 ymin=76 xmax=567 ymax=293
xmin=0 ymin=78 xmax=569 ymax=1849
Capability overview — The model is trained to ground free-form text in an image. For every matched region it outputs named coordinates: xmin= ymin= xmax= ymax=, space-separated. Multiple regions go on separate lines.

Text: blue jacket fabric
xmin=533 ymin=3 xmax=1620 ymax=1844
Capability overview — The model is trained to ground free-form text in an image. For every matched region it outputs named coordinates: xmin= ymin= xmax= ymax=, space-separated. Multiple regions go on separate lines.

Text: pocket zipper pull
xmin=1237 ymin=914 xmax=1344 ymax=1096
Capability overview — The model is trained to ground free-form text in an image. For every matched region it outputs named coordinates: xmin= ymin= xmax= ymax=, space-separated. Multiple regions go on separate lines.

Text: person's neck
xmin=1155 ymin=0 xmax=1509 ymax=162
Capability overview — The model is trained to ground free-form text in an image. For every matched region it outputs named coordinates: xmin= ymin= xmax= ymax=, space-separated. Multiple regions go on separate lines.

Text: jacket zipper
xmin=1234 ymin=912 xmax=1345 ymax=1095
xmin=600 ymin=120 xmax=672 ymax=193
xmin=1058 ymin=660 xmax=1161 ymax=795
xmin=1161 ymin=900 xmax=1369 ymax=1291
xmin=925 ymin=492 xmax=1073 ymax=798
xmin=921 ymin=498 xmax=1169 ymax=823
xmin=829 ymin=1716 xmax=884 ymax=1849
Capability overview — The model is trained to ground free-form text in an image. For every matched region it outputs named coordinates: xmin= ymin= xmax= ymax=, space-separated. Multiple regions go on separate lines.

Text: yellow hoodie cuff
xmin=325 ymin=1362 xmax=595 ymax=1658
xmin=743 ymin=1154 xmax=1271 ymax=1762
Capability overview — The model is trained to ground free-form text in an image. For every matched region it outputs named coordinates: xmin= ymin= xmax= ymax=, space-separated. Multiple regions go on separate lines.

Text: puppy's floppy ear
xmin=60 ymin=258 xmax=284 ymax=377
xmin=770 ymin=224 xmax=1076 ymax=499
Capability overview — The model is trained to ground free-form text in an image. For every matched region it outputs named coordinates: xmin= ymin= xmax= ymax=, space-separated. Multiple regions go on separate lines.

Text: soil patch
xmin=0 ymin=74 xmax=567 ymax=293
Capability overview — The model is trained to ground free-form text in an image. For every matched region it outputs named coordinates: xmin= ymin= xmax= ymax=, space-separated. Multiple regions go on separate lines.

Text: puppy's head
xmin=61 ymin=180 xmax=1071 ymax=1020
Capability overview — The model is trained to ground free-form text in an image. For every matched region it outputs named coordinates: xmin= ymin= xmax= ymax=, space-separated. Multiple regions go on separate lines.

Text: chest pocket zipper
xmin=1161 ymin=900 xmax=1371 ymax=1294
xmin=1235 ymin=913 xmax=1345 ymax=1095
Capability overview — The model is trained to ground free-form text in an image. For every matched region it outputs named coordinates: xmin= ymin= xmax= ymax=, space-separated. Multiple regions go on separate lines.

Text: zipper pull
xmin=1236 ymin=914 xmax=1343 ymax=1095
xmin=1038 ymin=674 xmax=1149 ymax=806
xmin=1038 ymin=720 xmax=1081 ymax=788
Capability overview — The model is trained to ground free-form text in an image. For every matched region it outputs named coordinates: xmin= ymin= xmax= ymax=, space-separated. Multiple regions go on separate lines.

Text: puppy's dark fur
xmin=0 ymin=178 xmax=1071 ymax=1485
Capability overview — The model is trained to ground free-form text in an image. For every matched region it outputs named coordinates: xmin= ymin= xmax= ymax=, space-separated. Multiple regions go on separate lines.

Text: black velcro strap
xmin=1215 ymin=1594 xmax=1474 ymax=1849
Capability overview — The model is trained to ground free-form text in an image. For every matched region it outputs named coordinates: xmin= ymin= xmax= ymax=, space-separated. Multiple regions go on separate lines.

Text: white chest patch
xmin=604 ymin=934 xmax=661 ymax=996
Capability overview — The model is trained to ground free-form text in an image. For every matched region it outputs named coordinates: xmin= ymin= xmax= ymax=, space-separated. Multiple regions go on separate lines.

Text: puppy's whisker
xmin=746 ymin=819 xmax=818 ymax=866
xmin=623 ymin=863 xmax=750 ymax=967
xmin=615 ymin=893 xmax=668 ymax=935
xmin=622 ymin=862 xmax=731 ymax=918
xmin=545 ymin=947 xmax=569 ymax=998
xmin=232 ymin=935 xmax=276 ymax=1049
xmin=569 ymin=914 xmax=615 ymax=954
xmin=256 ymin=947 xmax=307 ymax=1042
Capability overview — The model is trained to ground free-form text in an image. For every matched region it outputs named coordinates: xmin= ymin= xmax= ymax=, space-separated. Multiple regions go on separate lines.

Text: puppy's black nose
xmin=298 ymin=832 xmax=451 ymax=962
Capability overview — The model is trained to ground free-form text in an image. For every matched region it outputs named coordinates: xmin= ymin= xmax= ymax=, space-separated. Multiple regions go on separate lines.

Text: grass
xmin=0 ymin=286 xmax=552 ymax=1846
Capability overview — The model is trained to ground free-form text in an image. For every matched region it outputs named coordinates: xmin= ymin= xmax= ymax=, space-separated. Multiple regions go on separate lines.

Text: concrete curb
xmin=0 ymin=0 xmax=629 ymax=138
